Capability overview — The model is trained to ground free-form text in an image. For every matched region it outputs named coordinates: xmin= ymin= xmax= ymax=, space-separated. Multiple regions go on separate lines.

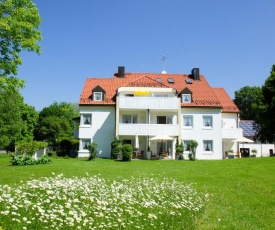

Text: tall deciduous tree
xmin=34 ymin=102 xmax=79 ymax=146
xmin=0 ymin=0 xmax=42 ymax=90
xmin=0 ymin=88 xmax=38 ymax=150
xmin=234 ymin=86 xmax=263 ymax=120
xmin=20 ymin=103 xmax=38 ymax=142
xmin=254 ymin=65 xmax=275 ymax=142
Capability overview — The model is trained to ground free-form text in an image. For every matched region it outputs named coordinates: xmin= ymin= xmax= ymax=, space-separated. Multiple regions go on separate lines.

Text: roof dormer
xmin=180 ymin=88 xmax=193 ymax=103
xmin=91 ymin=85 xmax=106 ymax=101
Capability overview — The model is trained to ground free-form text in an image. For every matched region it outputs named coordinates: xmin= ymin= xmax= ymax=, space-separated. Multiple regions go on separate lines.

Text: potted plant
xmin=187 ymin=140 xmax=198 ymax=161
xmin=227 ymin=149 xmax=234 ymax=159
xmin=175 ymin=140 xmax=184 ymax=160
xmin=146 ymin=146 xmax=151 ymax=160
xmin=251 ymin=149 xmax=257 ymax=157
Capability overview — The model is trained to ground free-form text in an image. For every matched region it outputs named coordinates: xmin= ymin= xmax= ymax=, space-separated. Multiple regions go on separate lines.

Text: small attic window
xmin=186 ymin=79 xmax=192 ymax=84
xmin=93 ymin=92 xmax=102 ymax=101
xmin=182 ymin=94 xmax=191 ymax=103
xmin=156 ymin=78 xmax=162 ymax=83
xmin=167 ymin=78 xmax=174 ymax=84
xmin=91 ymin=85 xmax=105 ymax=101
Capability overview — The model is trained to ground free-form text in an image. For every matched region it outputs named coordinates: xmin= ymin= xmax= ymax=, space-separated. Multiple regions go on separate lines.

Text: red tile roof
xmin=79 ymin=71 xmax=238 ymax=112
xmin=212 ymin=88 xmax=240 ymax=113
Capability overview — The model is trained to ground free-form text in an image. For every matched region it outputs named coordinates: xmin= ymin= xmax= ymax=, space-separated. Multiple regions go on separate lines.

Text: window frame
xmin=122 ymin=114 xmax=138 ymax=124
xmin=93 ymin=92 xmax=103 ymax=101
xmin=182 ymin=94 xmax=191 ymax=103
xmin=203 ymin=116 xmax=213 ymax=128
xmin=82 ymin=114 xmax=92 ymax=126
xmin=183 ymin=115 xmax=193 ymax=128
xmin=81 ymin=139 xmax=91 ymax=150
xmin=203 ymin=140 xmax=213 ymax=153
xmin=183 ymin=140 xmax=191 ymax=152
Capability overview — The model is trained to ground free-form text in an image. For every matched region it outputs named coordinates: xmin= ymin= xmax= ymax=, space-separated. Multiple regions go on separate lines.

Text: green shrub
xmin=37 ymin=155 xmax=52 ymax=164
xmin=187 ymin=140 xmax=198 ymax=161
xmin=57 ymin=139 xmax=79 ymax=157
xmin=10 ymin=154 xmax=52 ymax=166
xmin=87 ymin=142 xmax=97 ymax=161
xmin=16 ymin=141 xmax=48 ymax=155
xmin=121 ymin=144 xmax=133 ymax=161
xmin=175 ymin=140 xmax=184 ymax=159
xmin=111 ymin=138 xmax=122 ymax=159
xmin=46 ymin=149 xmax=57 ymax=157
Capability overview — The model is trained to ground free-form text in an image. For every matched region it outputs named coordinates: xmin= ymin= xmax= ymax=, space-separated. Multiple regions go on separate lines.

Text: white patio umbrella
xmin=135 ymin=135 xmax=139 ymax=149
xmin=149 ymin=135 xmax=174 ymax=141
xmin=231 ymin=137 xmax=254 ymax=143
xmin=149 ymin=135 xmax=174 ymax=158
xmin=231 ymin=136 xmax=254 ymax=150
xmin=133 ymin=135 xmax=139 ymax=158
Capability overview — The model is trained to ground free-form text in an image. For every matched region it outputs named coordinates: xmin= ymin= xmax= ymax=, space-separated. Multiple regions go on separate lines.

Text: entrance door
xmin=240 ymin=148 xmax=250 ymax=157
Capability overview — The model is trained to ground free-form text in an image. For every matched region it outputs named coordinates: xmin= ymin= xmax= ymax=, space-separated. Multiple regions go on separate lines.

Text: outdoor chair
xmin=151 ymin=152 xmax=157 ymax=160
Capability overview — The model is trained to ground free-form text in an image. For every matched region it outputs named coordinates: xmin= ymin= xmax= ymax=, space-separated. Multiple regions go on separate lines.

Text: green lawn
xmin=1 ymin=154 xmax=275 ymax=229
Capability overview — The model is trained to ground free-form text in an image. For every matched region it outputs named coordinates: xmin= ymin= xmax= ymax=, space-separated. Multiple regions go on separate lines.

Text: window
xmin=183 ymin=116 xmax=193 ymax=127
xmin=167 ymin=116 xmax=172 ymax=124
xmin=167 ymin=78 xmax=174 ymax=83
xmin=82 ymin=114 xmax=92 ymax=125
xmin=203 ymin=140 xmax=213 ymax=152
xmin=203 ymin=116 xmax=213 ymax=127
xmin=157 ymin=116 xmax=172 ymax=124
xmin=155 ymin=94 xmax=169 ymax=97
xmin=81 ymin=139 xmax=91 ymax=150
xmin=182 ymin=94 xmax=191 ymax=103
xmin=122 ymin=115 xmax=137 ymax=124
xmin=183 ymin=140 xmax=190 ymax=152
xmin=93 ymin=92 xmax=102 ymax=101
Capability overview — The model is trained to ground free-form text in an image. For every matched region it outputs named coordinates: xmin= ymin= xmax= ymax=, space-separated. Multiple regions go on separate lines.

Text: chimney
xmin=191 ymin=68 xmax=200 ymax=81
xmin=118 ymin=66 xmax=125 ymax=78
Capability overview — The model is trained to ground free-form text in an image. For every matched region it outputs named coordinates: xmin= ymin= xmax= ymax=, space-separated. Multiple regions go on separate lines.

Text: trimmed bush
xmin=121 ymin=144 xmax=133 ymax=161
xmin=111 ymin=138 xmax=122 ymax=159
xmin=87 ymin=142 xmax=97 ymax=161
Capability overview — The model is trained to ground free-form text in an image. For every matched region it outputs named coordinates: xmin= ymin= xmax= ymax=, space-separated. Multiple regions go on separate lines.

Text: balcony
xmin=222 ymin=128 xmax=243 ymax=139
xmin=118 ymin=123 xmax=179 ymax=136
xmin=118 ymin=97 xmax=178 ymax=110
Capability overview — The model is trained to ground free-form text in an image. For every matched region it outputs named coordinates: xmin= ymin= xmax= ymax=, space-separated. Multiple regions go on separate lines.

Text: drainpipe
xmin=115 ymin=94 xmax=119 ymax=138
xmin=147 ymin=109 xmax=150 ymax=151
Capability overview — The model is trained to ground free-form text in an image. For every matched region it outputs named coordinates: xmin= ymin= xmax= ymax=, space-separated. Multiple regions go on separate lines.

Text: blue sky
xmin=18 ymin=0 xmax=275 ymax=111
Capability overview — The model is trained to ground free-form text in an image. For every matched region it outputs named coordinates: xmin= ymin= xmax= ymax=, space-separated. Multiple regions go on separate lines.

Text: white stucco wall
xmin=240 ymin=143 xmax=274 ymax=157
xmin=78 ymin=106 xmax=115 ymax=158
xmin=221 ymin=113 xmax=238 ymax=129
xmin=181 ymin=108 xmax=223 ymax=160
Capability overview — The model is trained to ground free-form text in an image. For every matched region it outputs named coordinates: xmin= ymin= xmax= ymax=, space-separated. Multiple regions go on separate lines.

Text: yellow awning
xmin=134 ymin=91 xmax=149 ymax=95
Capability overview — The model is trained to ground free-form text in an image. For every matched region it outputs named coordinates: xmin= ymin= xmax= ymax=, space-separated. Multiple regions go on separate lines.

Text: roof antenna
xmin=161 ymin=50 xmax=168 ymax=74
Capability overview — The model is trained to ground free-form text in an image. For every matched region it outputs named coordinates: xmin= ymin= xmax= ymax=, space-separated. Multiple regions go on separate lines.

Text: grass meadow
xmin=0 ymin=154 xmax=275 ymax=229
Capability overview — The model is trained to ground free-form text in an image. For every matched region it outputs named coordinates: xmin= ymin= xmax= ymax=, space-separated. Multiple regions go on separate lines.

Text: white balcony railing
xmin=118 ymin=124 xmax=179 ymax=136
xmin=118 ymin=97 xmax=179 ymax=110
xmin=222 ymin=128 xmax=243 ymax=139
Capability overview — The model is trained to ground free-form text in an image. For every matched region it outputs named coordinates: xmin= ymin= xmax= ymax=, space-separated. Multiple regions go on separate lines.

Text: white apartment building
xmin=77 ymin=67 xmax=242 ymax=159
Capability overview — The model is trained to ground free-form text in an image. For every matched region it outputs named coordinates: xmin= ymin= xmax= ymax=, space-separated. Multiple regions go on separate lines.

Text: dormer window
xmin=182 ymin=94 xmax=191 ymax=103
xmin=91 ymin=85 xmax=105 ymax=101
xmin=180 ymin=87 xmax=192 ymax=103
xmin=93 ymin=92 xmax=102 ymax=101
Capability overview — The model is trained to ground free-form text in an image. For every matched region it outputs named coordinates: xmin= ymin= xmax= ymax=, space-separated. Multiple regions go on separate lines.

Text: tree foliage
xmin=254 ymin=65 xmax=275 ymax=142
xmin=34 ymin=102 xmax=79 ymax=146
xmin=234 ymin=86 xmax=263 ymax=120
xmin=0 ymin=88 xmax=38 ymax=150
xmin=187 ymin=140 xmax=198 ymax=161
xmin=20 ymin=103 xmax=38 ymax=142
xmin=0 ymin=0 xmax=42 ymax=90
xmin=0 ymin=88 xmax=22 ymax=149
